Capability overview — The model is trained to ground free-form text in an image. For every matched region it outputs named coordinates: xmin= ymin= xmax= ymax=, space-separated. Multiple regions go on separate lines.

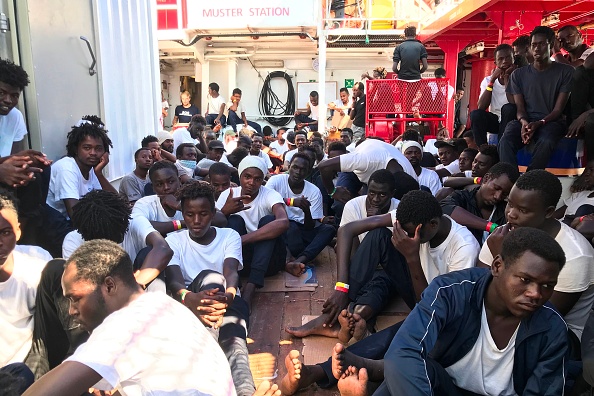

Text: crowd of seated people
xmin=3 ymin=21 xmax=594 ymax=396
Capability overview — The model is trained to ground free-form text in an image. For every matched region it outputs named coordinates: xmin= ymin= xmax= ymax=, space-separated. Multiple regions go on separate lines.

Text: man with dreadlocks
xmin=46 ymin=122 xmax=117 ymax=220
xmin=165 ymin=180 xmax=255 ymax=396
xmin=28 ymin=190 xmax=173 ymax=378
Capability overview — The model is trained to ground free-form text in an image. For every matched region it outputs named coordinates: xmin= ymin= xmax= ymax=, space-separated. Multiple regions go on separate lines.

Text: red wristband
xmin=486 ymin=222 xmax=493 ymax=232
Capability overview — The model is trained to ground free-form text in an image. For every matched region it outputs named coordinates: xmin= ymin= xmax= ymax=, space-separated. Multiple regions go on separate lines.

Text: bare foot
xmin=350 ymin=313 xmax=369 ymax=343
xmin=280 ymin=350 xmax=326 ymax=395
xmin=337 ymin=366 xmax=369 ymax=396
xmin=285 ymin=261 xmax=306 ymax=277
xmin=253 ymin=380 xmax=281 ymax=396
xmin=332 ymin=342 xmax=385 ymax=382
xmin=332 ymin=343 xmax=347 ymax=380
xmin=337 ymin=309 xmax=353 ymax=344
xmin=286 ymin=314 xmax=340 ymax=338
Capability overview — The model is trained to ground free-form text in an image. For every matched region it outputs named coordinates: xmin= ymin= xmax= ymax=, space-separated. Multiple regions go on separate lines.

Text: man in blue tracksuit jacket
xmin=374 ymin=227 xmax=569 ymax=396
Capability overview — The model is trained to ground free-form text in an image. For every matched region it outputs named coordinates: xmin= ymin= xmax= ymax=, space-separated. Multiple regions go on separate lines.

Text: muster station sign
xmin=185 ymin=0 xmax=318 ymax=29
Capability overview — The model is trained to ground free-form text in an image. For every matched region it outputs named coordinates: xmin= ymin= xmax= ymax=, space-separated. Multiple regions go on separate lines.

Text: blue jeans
xmin=331 ymin=172 xmax=365 ymax=222
xmin=228 ymin=111 xmax=262 ymax=134
xmin=0 ymin=363 xmax=34 ymax=394
xmin=285 ymin=221 xmax=336 ymax=262
xmin=498 ymin=119 xmax=566 ymax=170
xmin=206 ymin=113 xmax=227 ymax=127
xmin=295 ymin=114 xmax=318 ymax=131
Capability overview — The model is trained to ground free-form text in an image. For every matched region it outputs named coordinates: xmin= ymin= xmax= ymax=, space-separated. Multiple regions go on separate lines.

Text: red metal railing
xmin=365 ymin=78 xmax=450 ymax=141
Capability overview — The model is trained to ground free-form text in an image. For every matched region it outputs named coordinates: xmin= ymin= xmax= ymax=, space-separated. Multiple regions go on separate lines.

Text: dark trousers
xmin=285 ymin=221 xmax=336 ymax=262
xmin=0 ymin=363 xmax=35 ymax=394
xmin=348 ymin=228 xmax=416 ymax=313
xmin=227 ymin=214 xmax=286 ymax=287
xmin=295 ymin=114 xmax=318 ymax=131
xmin=499 ymin=119 xmax=567 ymax=170
xmin=331 ymin=172 xmax=365 ymax=222
xmin=28 ymin=260 xmax=89 ymax=379
xmin=189 ymin=270 xmax=254 ymax=396
xmin=227 ymin=111 xmax=262 ymax=134
xmin=206 ymin=113 xmax=227 ymax=127
xmin=469 ymin=109 xmax=500 ymax=146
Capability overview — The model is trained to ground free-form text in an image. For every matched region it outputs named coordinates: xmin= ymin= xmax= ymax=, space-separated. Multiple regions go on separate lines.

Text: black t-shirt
xmin=352 ymin=95 xmax=366 ymax=127
xmin=392 ymin=39 xmax=428 ymax=81
xmin=175 ymin=104 xmax=200 ymax=124
xmin=440 ymin=188 xmax=506 ymax=244
xmin=506 ymin=62 xmax=573 ymax=120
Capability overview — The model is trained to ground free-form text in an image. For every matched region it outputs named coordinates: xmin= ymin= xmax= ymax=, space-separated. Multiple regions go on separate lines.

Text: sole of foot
xmin=337 ymin=366 xmax=369 ymax=396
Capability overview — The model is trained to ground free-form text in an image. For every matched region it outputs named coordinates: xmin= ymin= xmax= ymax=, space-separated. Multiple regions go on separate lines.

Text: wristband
xmin=485 ymin=86 xmax=493 ymax=92
xmin=335 ymin=285 xmax=349 ymax=293
xmin=336 ymin=282 xmax=350 ymax=290
xmin=486 ymin=222 xmax=498 ymax=233
xmin=580 ymin=216 xmax=586 ymax=222
xmin=330 ymin=187 xmax=337 ymax=198
xmin=539 ymin=118 xmax=546 ymax=125
xmin=290 ymin=198 xmax=294 ymax=206
xmin=180 ymin=290 xmax=190 ymax=305
xmin=173 ymin=220 xmax=182 ymax=231
xmin=474 ymin=177 xmax=482 ymax=185
xmin=285 ymin=198 xmax=291 ymax=206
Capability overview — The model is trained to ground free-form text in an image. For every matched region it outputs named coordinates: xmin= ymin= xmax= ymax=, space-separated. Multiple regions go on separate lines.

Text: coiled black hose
xmin=258 ymin=71 xmax=295 ymax=127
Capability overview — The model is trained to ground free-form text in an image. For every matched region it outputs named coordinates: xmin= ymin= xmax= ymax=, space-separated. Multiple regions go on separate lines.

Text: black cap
xmin=434 ymin=138 xmax=467 ymax=152
xmin=286 ymin=131 xmax=296 ymax=145
xmin=208 ymin=140 xmax=226 ymax=151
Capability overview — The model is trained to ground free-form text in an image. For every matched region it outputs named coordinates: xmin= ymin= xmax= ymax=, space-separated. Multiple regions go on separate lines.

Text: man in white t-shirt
xmin=269 ymin=127 xmax=290 ymax=156
xmin=295 ymin=91 xmax=319 ymax=131
xmin=249 ymin=134 xmax=273 ymax=171
xmin=216 ymin=156 xmax=289 ymax=309
xmin=267 ymin=154 xmax=336 ymax=276
xmin=283 ymin=130 xmax=308 ymax=170
xmin=206 ymin=82 xmax=227 ymax=127
xmin=470 ymin=44 xmax=515 ymax=146
xmin=288 ymin=189 xmax=478 ymax=341
xmin=0 ymin=190 xmax=50 ymax=374
xmin=46 ymin=123 xmax=117 ymax=220
xmin=0 ymin=58 xmax=50 ymax=169
xmin=401 ymin=141 xmax=441 ymax=195
xmin=318 ymin=138 xmax=417 ymax=221
xmin=478 ymin=170 xmax=594 ymax=343
xmin=172 ymin=114 xmax=207 ymax=153
xmin=62 ymin=189 xmax=172 ymax=289
xmin=227 ymin=88 xmax=261 ymax=134
xmin=165 ymin=181 xmax=255 ymax=396
xmin=433 ymin=138 xmax=466 ymax=180
xmin=24 ymin=239 xmax=237 ymax=396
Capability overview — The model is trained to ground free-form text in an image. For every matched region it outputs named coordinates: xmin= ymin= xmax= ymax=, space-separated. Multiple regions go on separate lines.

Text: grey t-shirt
xmin=392 ymin=39 xmax=428 ymax=81
xmin=506 ymin=62 xmax=574 ymax=120
xmin=119 ymin=172 xmax=148 ymax=202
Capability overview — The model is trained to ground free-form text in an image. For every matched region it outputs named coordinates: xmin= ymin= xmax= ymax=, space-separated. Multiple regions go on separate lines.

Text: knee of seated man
xmin=257 ymin=214 xmax=276 ymax=228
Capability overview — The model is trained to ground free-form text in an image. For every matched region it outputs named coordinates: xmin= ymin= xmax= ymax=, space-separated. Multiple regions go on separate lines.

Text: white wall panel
xmin=94 ymin=0 xmax=160 ymax=179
